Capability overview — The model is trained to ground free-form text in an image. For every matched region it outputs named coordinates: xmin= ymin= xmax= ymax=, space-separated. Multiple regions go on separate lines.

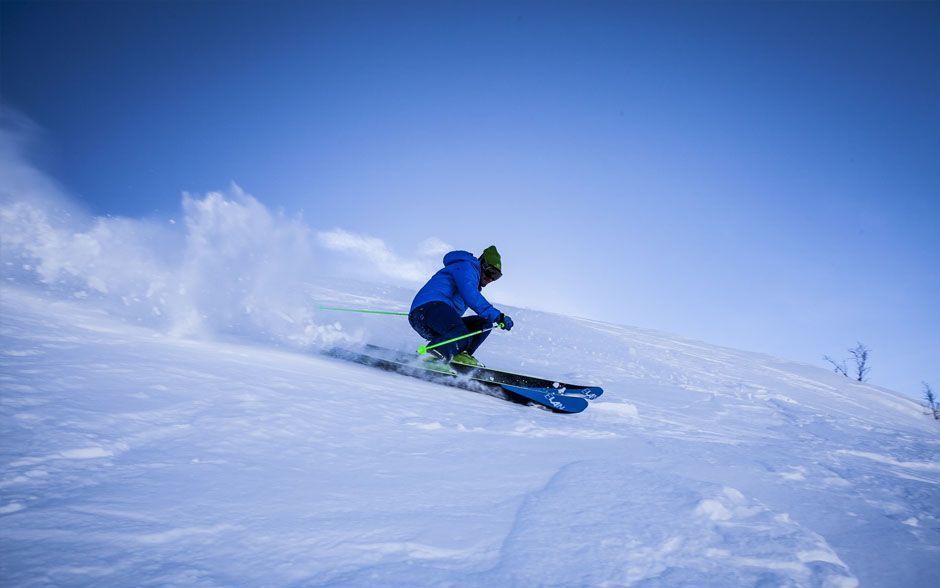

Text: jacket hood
xmin=443 ymin=250 xmax=479 ymax=268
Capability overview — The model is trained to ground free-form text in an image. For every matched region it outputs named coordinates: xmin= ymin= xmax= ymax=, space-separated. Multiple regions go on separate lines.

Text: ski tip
xmin=500 ymin=384 xmax=589 ymax=414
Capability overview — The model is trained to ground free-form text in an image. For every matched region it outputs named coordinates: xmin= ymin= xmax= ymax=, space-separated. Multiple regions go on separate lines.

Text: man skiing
xmin=409 ymin=245 xmax=513 ymax=367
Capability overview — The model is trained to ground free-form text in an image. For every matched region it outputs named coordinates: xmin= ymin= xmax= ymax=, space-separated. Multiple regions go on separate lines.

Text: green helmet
xmin=479 ymin=245 xmax=502 ymax=280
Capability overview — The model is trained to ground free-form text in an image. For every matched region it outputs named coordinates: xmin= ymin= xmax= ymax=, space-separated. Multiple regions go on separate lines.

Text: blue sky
xmin=2 ymin=0 xmax=938 ymax=396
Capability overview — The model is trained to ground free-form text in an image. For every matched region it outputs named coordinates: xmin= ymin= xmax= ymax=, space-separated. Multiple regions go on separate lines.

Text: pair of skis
xmin=329 ymin=344 xmax=602 ymax=413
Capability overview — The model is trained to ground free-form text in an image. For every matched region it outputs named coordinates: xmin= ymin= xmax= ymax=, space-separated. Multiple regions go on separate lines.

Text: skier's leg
xmin=409 ymin=302 xmax=468 ymax=361
xmin=408 ymin=303 xmax=441 ymax=341
xmin=460 ymin=315 xmax=492 ymax=356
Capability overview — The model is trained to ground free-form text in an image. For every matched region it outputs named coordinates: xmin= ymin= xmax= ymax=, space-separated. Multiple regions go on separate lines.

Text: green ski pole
xmin=318 ymin=306 xmax=409 ymax=316
xmin=318 ymin=305 xmax=505 ymax=355
xmin=417 ymin=321 xmax=504 ymax=355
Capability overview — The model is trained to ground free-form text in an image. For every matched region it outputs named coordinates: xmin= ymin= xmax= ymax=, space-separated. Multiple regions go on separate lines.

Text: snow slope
xmin=2 ymin=280 xmax=938 ymax=587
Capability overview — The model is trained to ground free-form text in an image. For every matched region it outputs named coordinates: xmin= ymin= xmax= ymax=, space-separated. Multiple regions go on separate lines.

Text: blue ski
xmin=327 ymin=345 xmax=598 ymax=413
xmin=499 ymin=384 xmax=589 ymax=414
xmin=362 ymin=344 xmax=604 ymax=399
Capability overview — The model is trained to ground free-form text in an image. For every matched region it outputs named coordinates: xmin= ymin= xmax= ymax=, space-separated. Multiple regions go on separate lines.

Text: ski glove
xmin=497 ymin=313 xmax=514 ymax=331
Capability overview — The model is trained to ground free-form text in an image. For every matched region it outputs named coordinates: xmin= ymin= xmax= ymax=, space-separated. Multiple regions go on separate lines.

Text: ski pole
xmin=318 ymin=305 xmax=505 ymax=354
xmin=417 ymin=322 xmax=504 ymax=355
xmin=318 ymin=305 xmax=409 ymax=316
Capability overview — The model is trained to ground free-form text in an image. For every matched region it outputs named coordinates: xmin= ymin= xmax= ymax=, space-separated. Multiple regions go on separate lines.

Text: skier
xmin=409 ymin=245 xmax=513 ymax=367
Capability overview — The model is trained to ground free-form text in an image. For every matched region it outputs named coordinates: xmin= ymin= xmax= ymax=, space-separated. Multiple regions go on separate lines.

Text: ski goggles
xmin=482 ymin=264 xmax=502 ymax=281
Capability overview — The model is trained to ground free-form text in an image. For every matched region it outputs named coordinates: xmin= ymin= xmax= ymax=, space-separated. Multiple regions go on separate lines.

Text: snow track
xmin=2 ymin=286 xmax=937 ymax=586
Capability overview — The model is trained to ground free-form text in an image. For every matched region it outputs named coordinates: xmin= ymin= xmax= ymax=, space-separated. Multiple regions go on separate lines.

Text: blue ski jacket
xmin=410 ymin=251 xmax=502 ymax=323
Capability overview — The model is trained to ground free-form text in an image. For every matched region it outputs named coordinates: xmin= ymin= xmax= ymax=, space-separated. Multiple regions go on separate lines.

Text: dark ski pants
xmin=409 ymin=302 xmax=492 ymax=361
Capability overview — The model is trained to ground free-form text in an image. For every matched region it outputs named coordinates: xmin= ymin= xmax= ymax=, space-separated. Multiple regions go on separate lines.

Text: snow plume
xmin=1 ymin=187 xmax=353 ymax=348
xmin=0 ymin=199 xmax=176 ymax=306
xmin=317 ymin=228 xmax=452 ymax=283
xmin=0 ymin=121 xmax=353 ymax=348
xmin=170 ymin=186 xmax=342 ymax=345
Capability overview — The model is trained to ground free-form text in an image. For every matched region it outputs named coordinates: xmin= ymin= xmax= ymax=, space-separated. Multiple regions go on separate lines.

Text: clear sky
xmin=2 ymin=0 xmax=938 ymax=397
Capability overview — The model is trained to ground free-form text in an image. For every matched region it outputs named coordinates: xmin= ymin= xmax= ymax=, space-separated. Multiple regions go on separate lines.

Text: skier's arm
xmin=453 ymin=263 xmax=502 ymax=323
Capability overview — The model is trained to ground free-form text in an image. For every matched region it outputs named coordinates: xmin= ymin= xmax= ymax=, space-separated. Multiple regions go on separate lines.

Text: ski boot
xmin=422 ymin=349 xmax=457 ymax=375
xmin=451 ymin=351 xmax=484 ymax=368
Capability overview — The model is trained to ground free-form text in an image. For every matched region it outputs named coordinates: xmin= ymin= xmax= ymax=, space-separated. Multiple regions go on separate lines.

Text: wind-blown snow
xmin=1 ymin=118 xmax=360 ymax=351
